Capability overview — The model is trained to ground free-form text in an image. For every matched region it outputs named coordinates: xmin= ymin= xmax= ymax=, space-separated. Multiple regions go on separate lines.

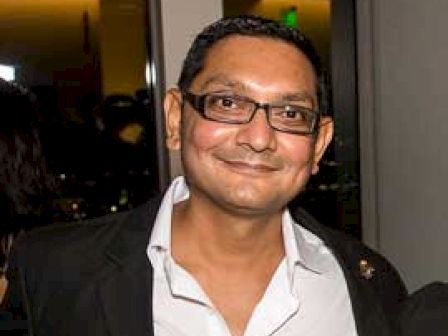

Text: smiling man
xmin=5 ymin=16 xmax=407 ymax=336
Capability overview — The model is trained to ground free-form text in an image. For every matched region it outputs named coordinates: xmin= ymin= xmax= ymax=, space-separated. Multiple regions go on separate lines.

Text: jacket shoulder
xmin=399 ymin=282 xmax=448 ymax=336
xmin=8 ymin=196 xmax=161 ymax=285
xmin=5 ymin=197 xmax=161 ymax=331
xmin=17 ymin=197 xmax=158 ymax=252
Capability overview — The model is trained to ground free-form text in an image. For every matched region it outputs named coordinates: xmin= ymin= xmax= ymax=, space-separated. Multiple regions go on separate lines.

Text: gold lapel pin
xmin=359 ymin=259 xmax=375 ymax=280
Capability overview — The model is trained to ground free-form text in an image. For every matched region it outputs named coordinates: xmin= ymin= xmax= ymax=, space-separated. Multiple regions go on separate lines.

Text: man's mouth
xmin=213 ymin=149 xmax=284 ymax=174
xmin=220 ymin=158 xmax=281 ymax=174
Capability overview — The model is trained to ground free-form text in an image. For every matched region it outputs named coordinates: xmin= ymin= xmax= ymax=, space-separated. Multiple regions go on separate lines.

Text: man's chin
xmin=216 ymin=196 xmax=287 ymax=218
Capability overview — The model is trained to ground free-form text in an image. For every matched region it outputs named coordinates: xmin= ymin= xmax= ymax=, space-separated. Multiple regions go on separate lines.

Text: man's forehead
xmin=207 ymin=34 xmax=315 ymax=65
xmin=188 ymin=35 xmax=318 ymax=101
xmin=200 ymin=36 xmax=317 ymax=78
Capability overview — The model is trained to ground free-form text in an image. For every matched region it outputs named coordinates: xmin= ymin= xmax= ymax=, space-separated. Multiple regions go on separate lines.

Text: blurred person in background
xmin=0 ymin=79 xmax=56 ymax=305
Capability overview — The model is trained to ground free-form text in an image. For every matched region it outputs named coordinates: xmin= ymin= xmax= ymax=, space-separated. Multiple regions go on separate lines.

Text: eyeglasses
xmin=183 ymin=91 xmax=320 ymax=135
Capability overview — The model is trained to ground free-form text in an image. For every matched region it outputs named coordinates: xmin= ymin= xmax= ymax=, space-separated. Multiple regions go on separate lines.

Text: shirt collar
xmin=148 ymin=176 xmax=189 ymax=256
xmin=148 ymin=176 xmax=332 ymax=278
xmin=282 ymin=210 xmax=333 ymax=282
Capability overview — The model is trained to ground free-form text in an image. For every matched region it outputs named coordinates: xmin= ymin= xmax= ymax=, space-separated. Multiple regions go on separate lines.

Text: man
xmin=6 ymin=16 xmax=407 ymax=336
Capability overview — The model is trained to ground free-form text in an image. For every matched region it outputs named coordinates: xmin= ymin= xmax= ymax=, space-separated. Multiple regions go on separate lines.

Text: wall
xmin=357 ymin=0 xmax=448 ymax=291
xmin=99 ymin=0 xmax=147 ymax=96
xmin=160 ymin=0 xmax=223 ymax=178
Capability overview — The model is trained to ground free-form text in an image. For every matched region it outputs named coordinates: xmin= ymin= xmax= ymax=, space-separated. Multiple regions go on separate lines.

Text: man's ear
xmin=164 ymin=88 xmax=182 ymax=151
xmin=311 ymin=116 xmax=334 ymax=175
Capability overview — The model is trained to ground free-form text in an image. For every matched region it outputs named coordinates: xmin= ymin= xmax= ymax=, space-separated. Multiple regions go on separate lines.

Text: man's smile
xmin=220 ymin=158 xmax=280 ymax=174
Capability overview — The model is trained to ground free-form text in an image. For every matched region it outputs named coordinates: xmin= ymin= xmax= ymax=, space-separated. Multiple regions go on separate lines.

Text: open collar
xmin=95 ymin=190 xmax=397 ymax=336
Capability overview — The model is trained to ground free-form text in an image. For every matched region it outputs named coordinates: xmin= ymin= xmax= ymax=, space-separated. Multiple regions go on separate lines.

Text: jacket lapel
xmin=96 ymin=199 xmax=161 ymax=336
xmin=340 ymin=263 xmax=393 ymax=336
xmin=97 ymin=253 xmax=154 ymax=336
xmin=326 ymin=235 xmax=394 ymax=336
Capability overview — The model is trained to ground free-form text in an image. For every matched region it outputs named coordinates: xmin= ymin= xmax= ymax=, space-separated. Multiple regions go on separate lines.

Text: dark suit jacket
xmin=5 ymin=197 xmax=407 ymax=336
xmin=398 ymin=282 xmax=448 ymax=336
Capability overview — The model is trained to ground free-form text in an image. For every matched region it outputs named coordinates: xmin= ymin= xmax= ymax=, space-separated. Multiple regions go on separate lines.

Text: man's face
xmin=165 ymin=35 xmax=333 ymax=217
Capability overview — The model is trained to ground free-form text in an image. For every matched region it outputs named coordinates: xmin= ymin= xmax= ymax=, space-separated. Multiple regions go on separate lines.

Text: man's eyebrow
xmin=198 ymin=74 xmax=317 ymax=107
xmin=276 ymin=92 xmax=317 ymax=110
xmin=279 ymin=92 xmax=315 ymax=103
xmin=199 ymin=74 xmax=246 ymax=92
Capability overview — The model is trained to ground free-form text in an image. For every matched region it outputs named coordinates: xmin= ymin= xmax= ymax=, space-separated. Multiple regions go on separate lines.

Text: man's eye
xmin=218 ymin=97 xmax=237 ymax=108
xmin=207 ymin=95 xmax=241 ymax=111
xmin=285 ymin=110 xmax=297 ymax=118
xmin=283 ymin=109 xmax=303 ymax=119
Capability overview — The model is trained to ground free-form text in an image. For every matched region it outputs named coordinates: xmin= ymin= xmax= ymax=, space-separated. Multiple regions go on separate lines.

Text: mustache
xmin=213 ymin=149 xmax=284 ymax=170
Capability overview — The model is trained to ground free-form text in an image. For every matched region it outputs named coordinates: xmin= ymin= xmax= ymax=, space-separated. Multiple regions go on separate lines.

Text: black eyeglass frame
xmin=182 ymin=91 xmax=321 ymax=135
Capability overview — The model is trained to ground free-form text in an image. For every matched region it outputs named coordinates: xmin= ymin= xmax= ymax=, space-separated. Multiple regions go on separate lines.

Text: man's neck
xmin=169 ymin=192 xmax=287 ymax=336
xmin=170 ymin=195 xmax=285 ymax=268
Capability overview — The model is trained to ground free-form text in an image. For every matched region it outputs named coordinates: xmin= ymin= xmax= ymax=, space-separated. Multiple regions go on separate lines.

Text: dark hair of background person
xmin=177 ymin=15 xmax=329 ymax=115
xmin=0 ymin=79 xmax=56 ymax=269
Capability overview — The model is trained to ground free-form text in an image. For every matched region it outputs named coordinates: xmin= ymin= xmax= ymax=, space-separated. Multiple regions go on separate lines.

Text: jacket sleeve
xmin=2 ymin=232 xmax=34 ymax=335
xmin=399 ymin=282 xmax=448 ymax=336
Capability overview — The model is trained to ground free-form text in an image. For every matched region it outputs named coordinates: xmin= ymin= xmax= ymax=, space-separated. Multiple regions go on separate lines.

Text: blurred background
xmin=0 ymin=0 xmax=161 ymax=222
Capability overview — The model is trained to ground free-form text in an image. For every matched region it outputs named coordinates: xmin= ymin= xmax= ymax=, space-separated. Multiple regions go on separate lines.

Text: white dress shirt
xmin=147 ymin=177 xmax=357 ymax=336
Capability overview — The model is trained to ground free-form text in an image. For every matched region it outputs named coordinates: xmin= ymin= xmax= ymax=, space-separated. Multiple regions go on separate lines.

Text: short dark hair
xmin=177 ymin=15 xmax=328 ymax=113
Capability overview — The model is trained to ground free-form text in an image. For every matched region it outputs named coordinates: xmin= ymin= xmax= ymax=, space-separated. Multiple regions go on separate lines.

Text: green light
xmin=283 ymin=7 xmax=298 ymax=28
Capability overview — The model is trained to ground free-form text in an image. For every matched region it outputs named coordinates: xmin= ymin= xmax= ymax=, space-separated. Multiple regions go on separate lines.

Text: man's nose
xmin=235 ymin=107 xmax=277 ymax=152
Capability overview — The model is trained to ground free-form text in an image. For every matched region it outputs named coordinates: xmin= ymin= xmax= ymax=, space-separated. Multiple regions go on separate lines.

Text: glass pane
xmin=0 ymin=0 xmax=160 ymax=221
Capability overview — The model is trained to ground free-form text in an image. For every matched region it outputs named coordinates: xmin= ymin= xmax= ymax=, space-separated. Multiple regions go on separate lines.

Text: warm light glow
xmin=1 ymin=0 xmax=99 ymax=25
xmin=0 ymin=64 xmax=15 ymax=81
xmin=0 ymin=0 xmax=100 ymax=59
xmin=1 ymin=0 xmax=98 ymax=11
